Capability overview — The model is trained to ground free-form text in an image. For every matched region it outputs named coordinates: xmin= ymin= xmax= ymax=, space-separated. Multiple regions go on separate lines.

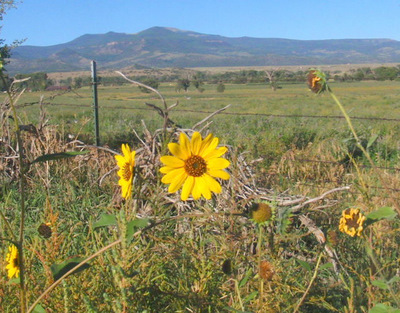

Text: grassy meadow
xmin=1 ymin=77 xmax=400 ymax=312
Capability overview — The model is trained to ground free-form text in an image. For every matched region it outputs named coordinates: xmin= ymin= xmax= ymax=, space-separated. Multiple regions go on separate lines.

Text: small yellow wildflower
xmin=115 ymin=144 xmax=136 ymax=199
xmin=160 ymin=132 xmax=230 ymax=201
xmin=339 ymin=208 xmax=366 ymax=237
xmin=5 ymin=244 xmax=20 ymax=279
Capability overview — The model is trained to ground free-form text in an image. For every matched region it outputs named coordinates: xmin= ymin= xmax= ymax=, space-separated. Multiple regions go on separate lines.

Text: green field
xmin=2 ymin=79 xmax=400 ymax=312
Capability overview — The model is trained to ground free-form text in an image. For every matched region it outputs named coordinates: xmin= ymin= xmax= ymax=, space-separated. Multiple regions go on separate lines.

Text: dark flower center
xmin=122 ymin=162 xmax=133 ymax=181
xmin=346 ymin=214 xmax=361 ymax=229
xmin=13 ymin=256 xmax=19 ymax=268
xmin=184 ymin=155 xmax=207 ymax=177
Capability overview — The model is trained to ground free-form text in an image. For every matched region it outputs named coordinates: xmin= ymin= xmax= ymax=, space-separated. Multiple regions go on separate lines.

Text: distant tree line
xmin=2 ymin=65 xmax=399 ymax=92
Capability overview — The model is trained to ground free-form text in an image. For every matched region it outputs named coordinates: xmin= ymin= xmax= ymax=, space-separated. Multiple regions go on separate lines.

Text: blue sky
xmin=1 ymin=0 xmax=400 ymax=46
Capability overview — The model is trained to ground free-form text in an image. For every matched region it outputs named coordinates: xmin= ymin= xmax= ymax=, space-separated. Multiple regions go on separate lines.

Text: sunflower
xmin=160 ymin=132 xmax=230 ymax=200
xmin=307 ymin=69 xmax=326 ymax=94
xmin=5 ymin=244 xmax=20 ymax=279
xmin=115 ymin=144 xmax=136 ymax=199
xmin=339 ymin=208 xmax=366 ymax=237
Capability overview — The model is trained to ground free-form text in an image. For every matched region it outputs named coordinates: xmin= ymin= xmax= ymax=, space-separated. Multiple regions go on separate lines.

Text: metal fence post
xmin=91 ymin=60 xmax=100 ymax=146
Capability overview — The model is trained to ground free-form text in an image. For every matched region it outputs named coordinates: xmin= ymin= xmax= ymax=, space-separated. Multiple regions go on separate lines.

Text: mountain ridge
xmin=7 ymin=26 xmax=400 ymax=74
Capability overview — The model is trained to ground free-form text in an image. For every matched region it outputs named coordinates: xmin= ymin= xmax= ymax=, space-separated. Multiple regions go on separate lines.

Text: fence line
xmin=15 ymin=101 xmax=400 ymax=123
xmin=292 ymin=158 xmax=400 ymax=172
xmin=13 ymin=99 xmax=400 ymax=199
xmin=294 ymin=182 xmax=400 ymax=201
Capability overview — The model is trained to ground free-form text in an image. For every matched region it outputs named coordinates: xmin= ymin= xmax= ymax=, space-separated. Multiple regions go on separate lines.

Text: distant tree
xmin=73 ymin=77 xmax=83 ymax=89
xmin=373 ymin=66 xmax=399 ymax=81
xmin=138 ymin=77 xmax=159 ymax=93
xmin=192 ymin=76 xmax=205 ymax=92
xmin=176 ymin=78 xmax=190 ymax=92
xmin=0 ymin=1 xmax=22 ymax=68
xmin=216 ymin=82 xmax=225 ymax=93
xmin=265 ymin=69 xmax=279 ymax=91
xmin=14 ymin=72 xmax=51 ymax=91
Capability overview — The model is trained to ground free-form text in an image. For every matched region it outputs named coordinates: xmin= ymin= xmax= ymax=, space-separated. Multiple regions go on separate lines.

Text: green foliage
xmin=50 ymin=257 xmax=91 ymax=281
xmin=374 ymin=66 xmax=399 ymax=81
xmin=366 ymin=206 xmax=397 ymax=223
xmin=14 ymin=72 xmax=52 ymax=91
xmin=369 ymin=304 xmax=400 ymax=313
xmin=31 ymin=151 xmax=89 ymax=163
xmin=138 ymin=77 xmax=160 ymax=93
xmin=216 ymin=82 xmax=225 ymax=93
xmin=176 ymin=77 xmax=190 ymax=92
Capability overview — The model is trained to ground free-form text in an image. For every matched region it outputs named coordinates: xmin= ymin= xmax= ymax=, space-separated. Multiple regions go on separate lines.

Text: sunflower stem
xmin=257 ymin=224 xmax=264 ymax=310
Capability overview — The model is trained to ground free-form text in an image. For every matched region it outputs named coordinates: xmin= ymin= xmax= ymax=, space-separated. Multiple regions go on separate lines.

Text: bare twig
xmin=192 ymin=104 xmax=231 ymax=130
xmin=291 ymin=186 xmax=351 ymax=212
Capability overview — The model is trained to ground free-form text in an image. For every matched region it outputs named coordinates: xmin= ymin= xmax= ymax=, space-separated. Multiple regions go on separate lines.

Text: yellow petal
xmin=192 ymin=178 xmax=202 ymax=199
xmin=115 ymin=154 xmax=126 ymax=166
xmin=200 ymin=137 xmax=219 ymax=158
xmin=121 ymin=180 xmax=132 ymax=199
xmin=181 ymin=175 xmax=195 ymax=200
xmin=160 ymin=155 xmax=185 ymax=168
xmin=203 ymin=146 xmax=228 ymax=160
xmin=197 ymin=176 xmax=212 ymax=199
xmin=129 ymin=150 xmax=136 ymax=165
xmin=161 ymin=168 xmax=186 ymax=184
xmin=199 ymin=133 xmax=214 ymax=155
xmin=203 ymin=174 xmax=222 ymax=194
xmin=168 ymin=170 xmax=187 ymax=193
xmin=207 ymin=158 xmax=230 ymax=170
xmin=179 ymin=133 xmax=191 ymax=158
xmin=191 ymin=132 xmax=202 ymax=155
xmin=121 ymin=144 xmax=131 ymax=157
xmin=168 ymin=142 xmax=187 ymax=160
xmin=160 ymin=166 xmax=174 ymax=174
xmin=208 ymin=169 xmax=230 ymax=180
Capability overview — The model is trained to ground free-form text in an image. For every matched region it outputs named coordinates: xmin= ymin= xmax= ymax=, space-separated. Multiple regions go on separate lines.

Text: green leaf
xmin=126 ymin=218 xmax=150 ymax=242
xmin=32 ymin=151 xmax=89 ymax=163
xmin=7 ymin=277 xmax=20 ymax=285
xmin=51 ymin=257 xmax=90 ymax=281
xmin=320 ymin=262 xmax=333 ymax=270
xmin=239 ymin=268 xmax=253 ymax=288
xmin=296 ymin=258 xmax=312 ymax=272
xmin=367 ymin=134 xmax=379 ymax=149
xmin=366 ymin=207 xmax=397 ymax=222
xmin=94 ymin=214 xmax=117 ymax=229
xmin=371 ymin=279 xmax=389 ymax=290
xmin=388 ymin=276 xmax=400 ymax=284
xmin=32 ymin=304 xmax=46 ymax=313
xmin=369 ymin=303 xmax=400 ymax=313
xmin=243 ymin=291 xmax=258 ymax=304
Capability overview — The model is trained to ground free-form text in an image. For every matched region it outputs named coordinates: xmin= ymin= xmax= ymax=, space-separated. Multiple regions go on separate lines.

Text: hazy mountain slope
xmin=7 ymin=26 xmax=400 ymax=73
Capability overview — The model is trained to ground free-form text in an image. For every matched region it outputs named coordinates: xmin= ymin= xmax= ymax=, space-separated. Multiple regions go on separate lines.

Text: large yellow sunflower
xmin=115 ymin=144 xmax=136 ymax=199
xmin=160 ymin=132 xmax=230 ymax=200
xmin=5 ymin=244 xmax=20 ymax=279
xmin=339 ymin=208 xmax=366 ymax=237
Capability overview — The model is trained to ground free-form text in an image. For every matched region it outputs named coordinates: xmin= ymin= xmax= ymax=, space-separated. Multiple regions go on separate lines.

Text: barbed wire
xmin=11 ymin=100 xmax=400 ymax=200
xmin=15 ymin=101 xmax=400 ymax=122
xmin=292 ymin=158 xmax=400 ymax=172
